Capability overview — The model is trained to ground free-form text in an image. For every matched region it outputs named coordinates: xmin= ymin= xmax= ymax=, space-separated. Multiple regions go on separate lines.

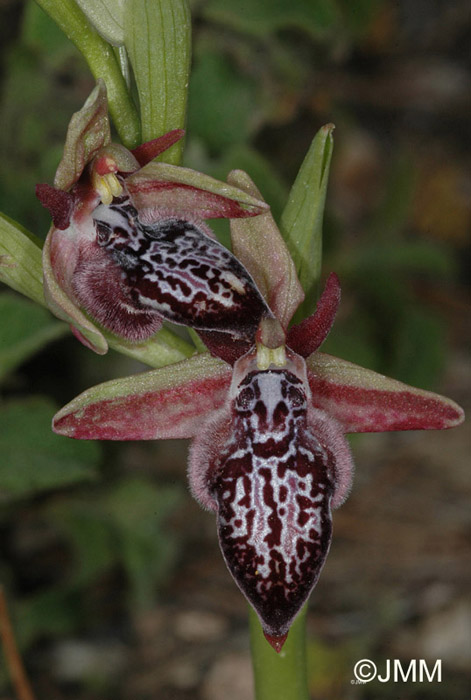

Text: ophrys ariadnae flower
xmin=37 ymin=81 xmax=270 ymax=353
xmin=51 ymin=171 xmax=464 ymax=652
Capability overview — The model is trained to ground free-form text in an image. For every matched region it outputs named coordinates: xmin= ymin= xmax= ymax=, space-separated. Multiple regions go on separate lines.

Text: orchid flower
xmin=36 ymin=81 xmax=271 ymax=354
xmin=51 ymin=170 xmax=464 ymax=652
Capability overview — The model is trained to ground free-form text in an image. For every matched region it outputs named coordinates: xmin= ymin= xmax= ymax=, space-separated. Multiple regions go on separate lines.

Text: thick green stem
xmin=35 ymin=0 xmax=141 ymax=148
xmin=250 ymin=607 xmax=309 ymax=700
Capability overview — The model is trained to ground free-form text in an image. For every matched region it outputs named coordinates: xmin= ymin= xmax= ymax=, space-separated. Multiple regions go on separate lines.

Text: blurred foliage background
xmin=0 ymin=1 xmax=469 ymax=699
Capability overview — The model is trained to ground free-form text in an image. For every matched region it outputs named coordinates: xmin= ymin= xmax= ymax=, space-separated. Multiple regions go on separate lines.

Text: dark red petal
xmin=36 ymin=184 xmax=74 ymax=230
xmin=131 ymin=129 xmax=185 ymax=167
xmin=126 ymin=162 xmax=269 ymax=219
xmin=287 ymin=273 xmax=341 ymax=357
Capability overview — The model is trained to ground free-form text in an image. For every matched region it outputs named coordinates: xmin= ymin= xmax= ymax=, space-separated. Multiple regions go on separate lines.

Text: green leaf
xmin=0 ymin=293 xmax=67 ymax=381
xmin=75 ymin=0 xmax=125 ymax=46
xmin=280 ymin=124 xmax=334 ymax=321
xmin=390 ymin=306 xmax=446 ymax=390
xmin=0 ymin=397 xmax=100 ymax=498
xmin=15 ymin=589 xmax=82 ymax=649
xmin=49 ymin=502 xmax=116 ymax=587
xmin=203 ymin=0 xmax=338 ymax=39
xmin=0 ymin=212 xmax=44 ymax=305
xmin=124 ymin=0 xmax=191 ymax=164
xmin=105 ymin=478 xmax=181 ymax=608
xmin=187 ymin=50 xmax=257 ymax=152
xmin=220 ymin=145 xmax=289 ymax=223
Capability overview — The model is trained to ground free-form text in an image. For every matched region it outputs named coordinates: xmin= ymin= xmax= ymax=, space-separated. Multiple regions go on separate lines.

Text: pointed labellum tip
xmin=263 ymin=631 xmax=288 ymax=653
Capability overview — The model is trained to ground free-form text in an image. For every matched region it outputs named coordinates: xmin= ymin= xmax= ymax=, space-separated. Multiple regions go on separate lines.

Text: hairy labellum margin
xmin=71 ymin=194 xmax=271 ymax=342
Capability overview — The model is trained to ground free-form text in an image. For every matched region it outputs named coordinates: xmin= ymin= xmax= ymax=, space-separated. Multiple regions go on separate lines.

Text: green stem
xmin=35 ymin=0 xmax=141 ymax=148
xmin=250 ymin=607 xmax=309 ymax=700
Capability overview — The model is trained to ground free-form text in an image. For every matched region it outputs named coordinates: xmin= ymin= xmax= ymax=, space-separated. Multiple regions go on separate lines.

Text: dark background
xmin=0 ymin=1 xmax=469 ymax=698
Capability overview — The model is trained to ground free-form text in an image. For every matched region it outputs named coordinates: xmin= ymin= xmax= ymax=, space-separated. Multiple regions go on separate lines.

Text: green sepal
xmin=227 ymin=170 xmax=304 ymax=329
xmin=54 ymin=79 xmax=110 ymax=191
xmin=280 ymin=124 xmax=334 ymax=321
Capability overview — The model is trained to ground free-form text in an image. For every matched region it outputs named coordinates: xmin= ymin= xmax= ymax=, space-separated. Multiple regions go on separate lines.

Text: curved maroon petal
xmin=36 ymin=184 xmax=75 ymax=230
xmin=131 ymin=129 xmax=185 ymax=167
xmin=287 ymin=273 xmax=341 ymax=357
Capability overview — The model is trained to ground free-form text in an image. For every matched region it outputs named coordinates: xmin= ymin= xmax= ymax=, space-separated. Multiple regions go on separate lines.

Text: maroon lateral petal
xmin=287 ymin=273 xmax=341 ymax=357
xmin=36 ymin=184 xmax=74 ymax=230
xmin=131 ymin=129 xmax=185 ymax=167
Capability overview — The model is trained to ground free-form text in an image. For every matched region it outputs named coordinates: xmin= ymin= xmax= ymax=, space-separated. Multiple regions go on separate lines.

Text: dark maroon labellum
xmin=73 ymin=194 xmax=270 ymax=341
xmin=209 ymin=368 xmax=334 ymax=641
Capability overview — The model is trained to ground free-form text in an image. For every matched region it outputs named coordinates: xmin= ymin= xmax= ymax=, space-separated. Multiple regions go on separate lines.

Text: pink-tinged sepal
xmin=126 ymin=162 xmax=270 ymax=220
xmin=53 ymin=353 xmax=232 ymax=440
xmin=287 ymin=273 xmax=341 ymax=357
xmin=228 ymin=170 xmax=305 ymax=329
xmin=307 ymin=352 xmax=465 ymax=433
xmin=53 ymin=79 xmax=111 ymax=192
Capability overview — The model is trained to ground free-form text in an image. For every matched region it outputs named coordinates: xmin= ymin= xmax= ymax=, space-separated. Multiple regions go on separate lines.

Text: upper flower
xmin=51 ymin=169 xmax=464 ymax=652
xmin=36 ymin=80 xmax=271 ymax=354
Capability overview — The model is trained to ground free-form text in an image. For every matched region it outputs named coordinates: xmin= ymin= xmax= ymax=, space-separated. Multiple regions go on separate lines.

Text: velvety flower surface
xmin=37 ymin=80 xmax=271 ymax=353
xmin=52 ymin=170 xmax=464 ymax=653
